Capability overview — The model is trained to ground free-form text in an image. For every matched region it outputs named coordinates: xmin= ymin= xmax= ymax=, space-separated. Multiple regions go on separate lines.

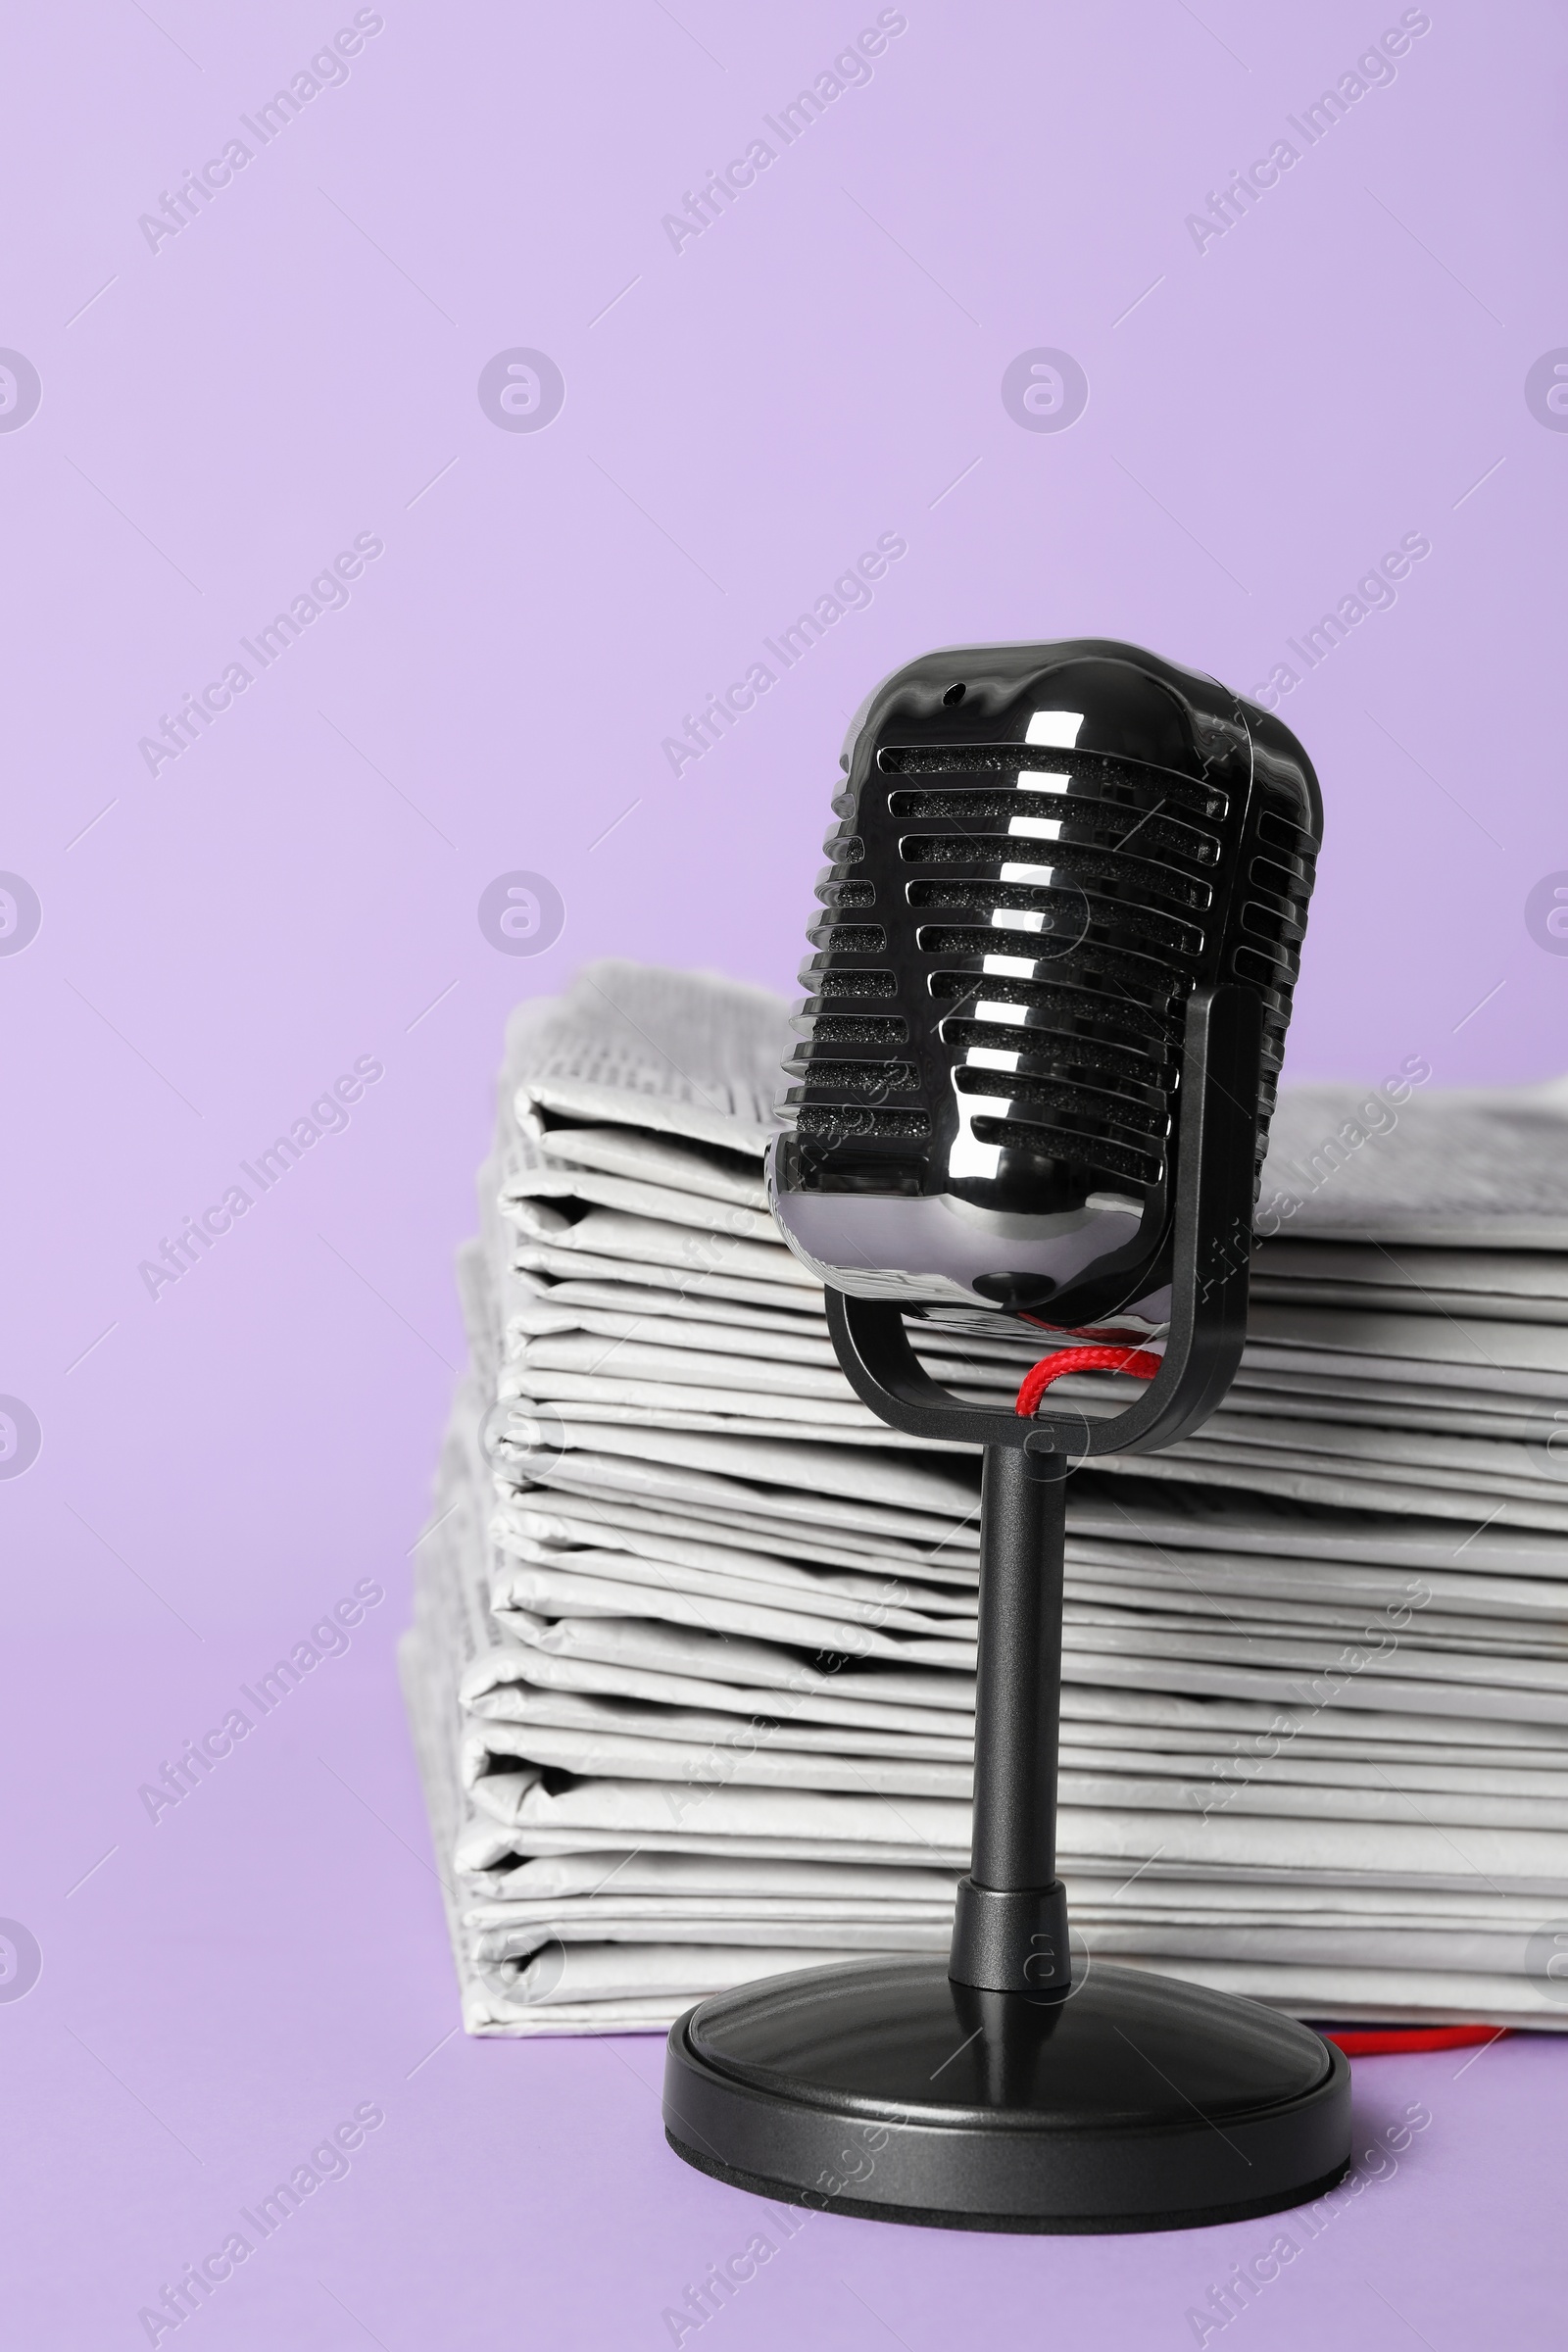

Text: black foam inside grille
xmin=888 ymin=790 xmax=1222 ymax=867
xmin=953 ymin=1065 xmax=1167 ymax=1142
xmin=878 ymin=743 xmax=1229 ymax=821
xmin=786 ymin=1056 xmax=920 ymax=1097
xmin=804 ymin=1014 xmax=910 ymax=1046
xmin=939 ymin=1019 xmax=1167 ymax=1092
xmin=807 ymin=921 xmax=886 ymax=953
xmin=967 ymin=1115 xmax=1160 ymax=1186
xmin=812 ymin=967 xmax=897 ymax=998
xmin=814 ymin=877 xmax=876 ymax=910
xmin=927 ymin=967 xmax=1180 ymax=1045
xmin=796 ymin=1103 xmax=931 ymax=1141
xmin=897 ymin=834 xmax=1213 ymax=914
xmin=906 ymin=880 xmax=1201 ymax=961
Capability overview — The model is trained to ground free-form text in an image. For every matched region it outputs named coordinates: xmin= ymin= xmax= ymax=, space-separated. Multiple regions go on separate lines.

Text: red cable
xmin=1015 ymin=1344 xmax=1163 ymax=1417
xmin=1319 ymin=2024 xmax=1506 ymax=2057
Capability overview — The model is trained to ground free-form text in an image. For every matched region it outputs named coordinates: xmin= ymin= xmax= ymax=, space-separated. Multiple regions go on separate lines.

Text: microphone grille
xmin=781 ymin=649 xmax=1318 ymax=1203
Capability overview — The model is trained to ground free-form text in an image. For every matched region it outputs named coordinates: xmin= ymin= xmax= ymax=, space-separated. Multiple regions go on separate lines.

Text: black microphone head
xmin=767 ymin=639 xmax=1321 ymax=1336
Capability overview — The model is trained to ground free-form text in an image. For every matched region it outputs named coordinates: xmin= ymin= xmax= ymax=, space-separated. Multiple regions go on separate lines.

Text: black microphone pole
xmin=950 ymin=1442 xmax=1071 ymax=1997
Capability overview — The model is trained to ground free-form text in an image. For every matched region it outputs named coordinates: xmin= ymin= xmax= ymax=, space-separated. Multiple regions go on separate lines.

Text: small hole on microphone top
xmin=942 ymin=683 xmax=966 ymax=706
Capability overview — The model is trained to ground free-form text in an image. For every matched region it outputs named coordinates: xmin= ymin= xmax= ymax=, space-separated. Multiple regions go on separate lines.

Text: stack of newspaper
xmin=402 ymin=963 xmax=1568 ymax=2035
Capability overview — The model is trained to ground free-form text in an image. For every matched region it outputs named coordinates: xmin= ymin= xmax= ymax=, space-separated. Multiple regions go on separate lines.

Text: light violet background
xmin=3 ymin=3 xmax=1565 ymax=2345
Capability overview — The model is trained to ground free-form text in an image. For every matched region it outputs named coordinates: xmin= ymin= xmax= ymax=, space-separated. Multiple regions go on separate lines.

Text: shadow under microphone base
xmin=662 ymin=985 xmax=1351 ymax=2233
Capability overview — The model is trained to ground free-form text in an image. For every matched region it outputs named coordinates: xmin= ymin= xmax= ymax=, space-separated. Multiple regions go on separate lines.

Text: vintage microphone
xmin=663 ymin=641 xmax=1350 ymax=2232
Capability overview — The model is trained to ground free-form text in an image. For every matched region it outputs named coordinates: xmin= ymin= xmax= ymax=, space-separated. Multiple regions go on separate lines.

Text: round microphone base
xmin=662 ymin=1956 xmax=1350 ymax=2235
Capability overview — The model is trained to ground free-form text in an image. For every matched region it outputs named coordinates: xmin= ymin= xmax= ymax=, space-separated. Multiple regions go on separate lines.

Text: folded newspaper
xmin=402 ymin=963 xmax=1568 ymax=2034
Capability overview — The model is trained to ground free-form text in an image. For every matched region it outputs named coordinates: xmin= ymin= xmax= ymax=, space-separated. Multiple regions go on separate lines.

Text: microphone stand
xmin=663 ymin=986 xmax=1352 ymax=2232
